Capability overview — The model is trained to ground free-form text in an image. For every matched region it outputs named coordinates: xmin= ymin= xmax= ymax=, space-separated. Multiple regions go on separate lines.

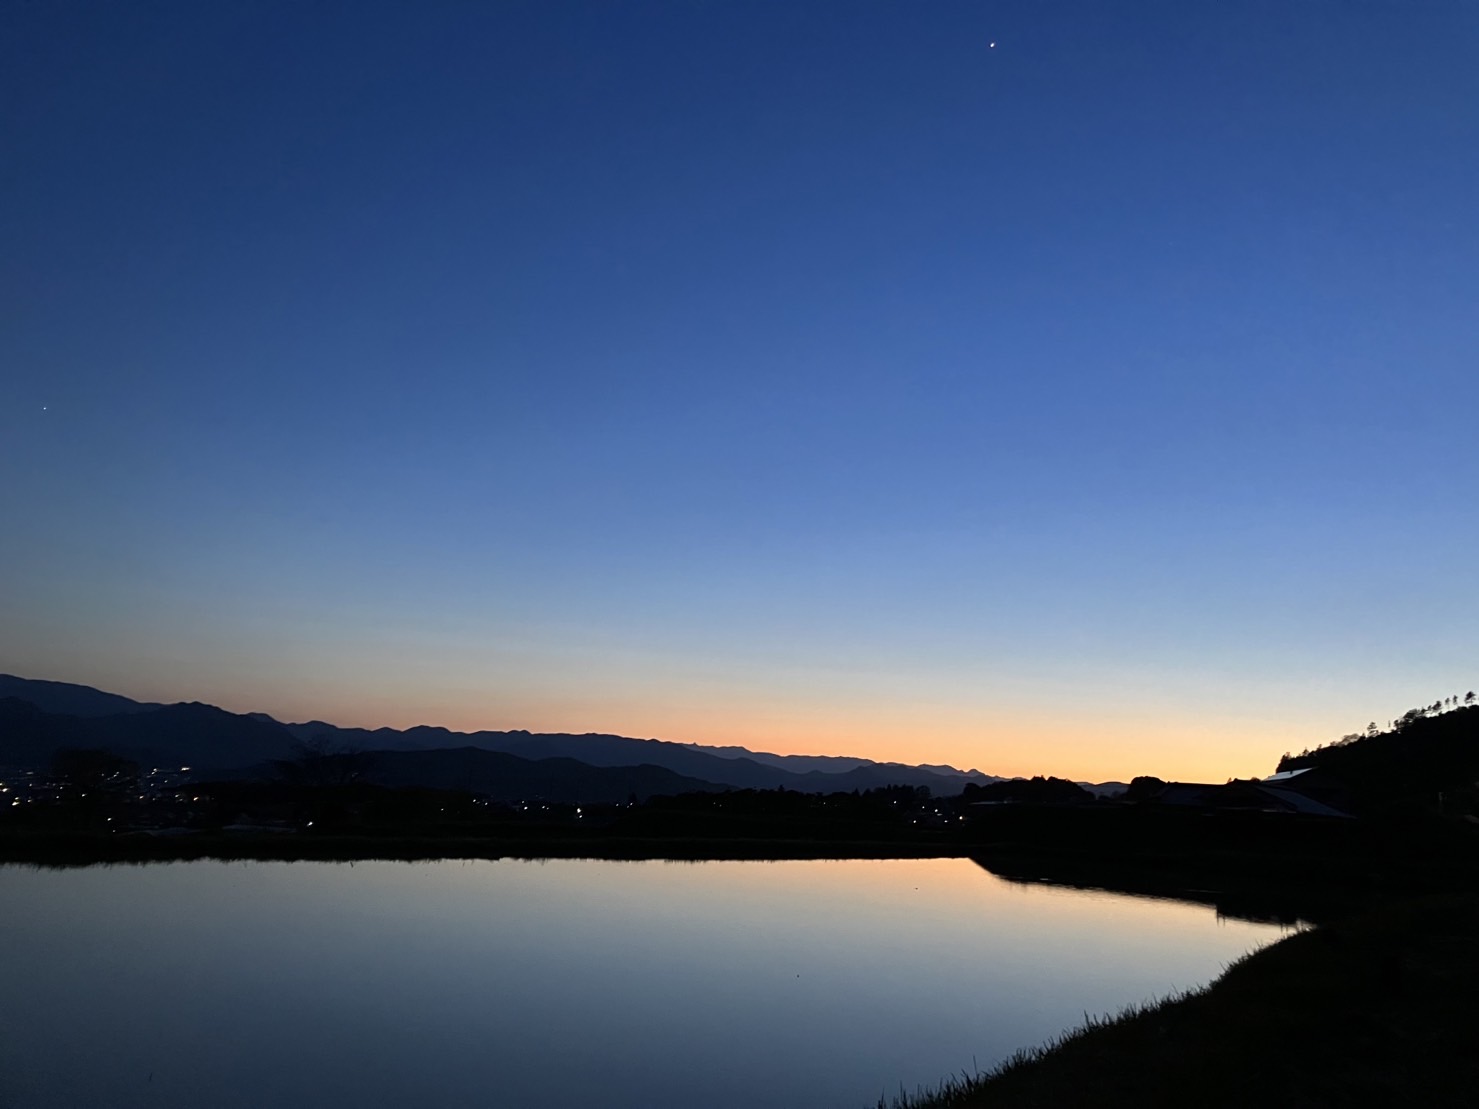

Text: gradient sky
xmin=4 ymin=1 xmax=1478 ymax=782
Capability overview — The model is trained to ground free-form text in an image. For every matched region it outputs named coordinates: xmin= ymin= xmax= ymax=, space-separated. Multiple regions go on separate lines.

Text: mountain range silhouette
xmin=0 ymin=674 xmax=1004 ymax=801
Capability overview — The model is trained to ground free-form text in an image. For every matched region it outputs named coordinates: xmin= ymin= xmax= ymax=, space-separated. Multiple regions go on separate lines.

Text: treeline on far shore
xmin=5 ymin=778 xmax=1479 ymax=916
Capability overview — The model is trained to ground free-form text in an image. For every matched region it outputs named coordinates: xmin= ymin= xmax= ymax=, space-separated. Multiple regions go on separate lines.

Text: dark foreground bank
xmin=883 ymin=896 xmax=1479 ymax=1109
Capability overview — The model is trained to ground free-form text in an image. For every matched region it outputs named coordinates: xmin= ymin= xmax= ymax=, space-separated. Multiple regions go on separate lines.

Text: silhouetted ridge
xmin=272 ymin=712 xmax=1001 ymax=792
xmin=1278 ymin=702 xmax=1479 ymax=813
xmin=962 ymin=776 xmax=1095 ymax=804
xmin=0 ymin=674 xmax=159 ymax=717
xmin=365 ymin=748 xmax=725 ymax=803
xmin=0 ymin=675 xmax=1006 ymax=800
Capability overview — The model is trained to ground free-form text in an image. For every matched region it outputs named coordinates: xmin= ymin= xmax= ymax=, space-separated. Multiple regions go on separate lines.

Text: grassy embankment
xmin=881 ymin=896 xmax=1479 ymax=1109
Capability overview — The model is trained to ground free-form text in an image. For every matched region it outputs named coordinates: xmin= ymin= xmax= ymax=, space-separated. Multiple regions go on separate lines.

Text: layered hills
xmin=0 ymin=674 xmax=1002 ymax=802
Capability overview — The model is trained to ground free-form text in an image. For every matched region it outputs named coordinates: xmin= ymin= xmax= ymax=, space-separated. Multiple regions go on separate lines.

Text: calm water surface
xmin=0 ymin=858 xmax=1289 ymax=1108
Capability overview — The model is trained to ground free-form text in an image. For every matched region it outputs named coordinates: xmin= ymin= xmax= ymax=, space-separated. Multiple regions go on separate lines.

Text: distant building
xmin=1143 ymin=775 xmax=1353 ymax=819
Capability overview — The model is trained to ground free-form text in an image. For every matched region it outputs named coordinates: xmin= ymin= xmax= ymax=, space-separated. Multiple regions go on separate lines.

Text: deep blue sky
xmin=4 ymin=1 xmax=1477 ymax=778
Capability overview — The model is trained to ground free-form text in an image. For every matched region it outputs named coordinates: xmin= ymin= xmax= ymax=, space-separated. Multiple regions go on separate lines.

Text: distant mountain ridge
xmin=367 ymin=748 xmax=725 ymax=804
xmin=0 ymin=675 xmax=161 ymax=718
xmin=681 ymin=742 xmax=875 ymax=774
xmin=0 ymin=694 xmax=300 ymax=770
xmin=0 ymin=674 xmax=1005 ymax=797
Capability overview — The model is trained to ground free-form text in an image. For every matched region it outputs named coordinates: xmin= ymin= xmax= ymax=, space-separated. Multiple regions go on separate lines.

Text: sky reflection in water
xmin=0 ymin=858 xmax=1288 ymax=1108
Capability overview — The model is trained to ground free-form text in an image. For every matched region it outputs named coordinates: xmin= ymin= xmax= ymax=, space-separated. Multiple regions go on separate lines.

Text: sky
xmin=3 ymin=1 xmax=1478 ymax=782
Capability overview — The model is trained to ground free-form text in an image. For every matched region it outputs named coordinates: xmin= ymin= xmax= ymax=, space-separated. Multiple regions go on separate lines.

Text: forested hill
xmin=1278 ymin=700 xmax=1479 ymax=813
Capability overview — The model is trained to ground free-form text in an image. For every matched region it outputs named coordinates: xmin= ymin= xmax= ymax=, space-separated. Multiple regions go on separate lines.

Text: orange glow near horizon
xmin=108 ymin=673 xmax=1307 ymax=785
xmin=14 ymin=643 xmax=1360 ymax=786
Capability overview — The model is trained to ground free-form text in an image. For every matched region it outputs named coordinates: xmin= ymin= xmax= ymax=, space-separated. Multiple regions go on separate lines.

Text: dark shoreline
xmin=884 ymin=894 xmax=1479 ymax=1108
xmin=7 ymin=824 xmax=1471 ymax=929
xmin=5 ymin=822 xmax=1370 ymax=909
xmin=0 ymin=829 xmax=966 ymax=867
